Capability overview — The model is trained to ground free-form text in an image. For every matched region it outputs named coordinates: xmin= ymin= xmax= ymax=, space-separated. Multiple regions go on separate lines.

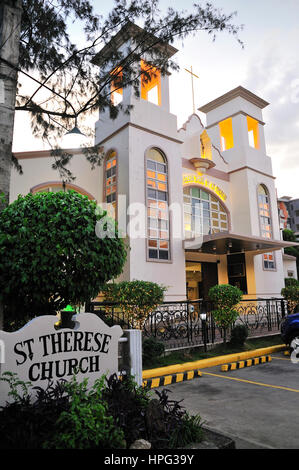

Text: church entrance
xmin=186 ymin=261 xmax=218 ymax=300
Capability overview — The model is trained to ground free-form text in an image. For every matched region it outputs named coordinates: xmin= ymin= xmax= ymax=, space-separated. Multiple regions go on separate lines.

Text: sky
xmin=12 ymin=0 xmax=299 ymax=198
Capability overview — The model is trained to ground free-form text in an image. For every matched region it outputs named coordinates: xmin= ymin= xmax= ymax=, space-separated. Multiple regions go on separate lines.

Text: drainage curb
xmin=142 ymin=344 xmax=286 ymax=381
xmin=143 ymin=369 xmax=202 ymax=389
xmin=221 ymin=355 xmax=272 ymax=371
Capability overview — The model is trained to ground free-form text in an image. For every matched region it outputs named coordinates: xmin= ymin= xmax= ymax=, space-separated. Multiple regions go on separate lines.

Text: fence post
xmin=266 ymin=299 xmax=272 ymax=331
xmin=281 ymin=299 xmax=286 ymax=318
xmin=187 ymin=301 xmax=193 ymax=343
xmin=122 ymin=329 xmax=143 ymax=386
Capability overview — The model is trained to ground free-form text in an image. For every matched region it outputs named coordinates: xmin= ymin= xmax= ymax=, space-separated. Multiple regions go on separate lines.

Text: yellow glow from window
xmin=110 ymin=67 xmax=123 ymax=106
xmin=247 ymin=116 xmax=260 ymax=149
xmin=200 ymin=130 xmax=212 ymax=160
xmin=219 ymin=118 xmax=234 ymax=151
xmin=141 ymin=60 xmax=161 ymax=106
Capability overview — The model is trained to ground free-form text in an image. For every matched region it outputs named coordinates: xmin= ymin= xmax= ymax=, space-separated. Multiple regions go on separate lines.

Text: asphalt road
xmin=157 ymin=351 xmax=299 ymax=449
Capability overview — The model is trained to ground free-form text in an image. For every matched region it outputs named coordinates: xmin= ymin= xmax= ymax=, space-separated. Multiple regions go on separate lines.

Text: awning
xmin=184 ymin=232 xmax=299 ymax=255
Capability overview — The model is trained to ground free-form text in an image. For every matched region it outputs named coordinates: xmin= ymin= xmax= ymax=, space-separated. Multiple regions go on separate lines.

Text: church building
xmin=10 ymin=24 xmax=298 ymax=302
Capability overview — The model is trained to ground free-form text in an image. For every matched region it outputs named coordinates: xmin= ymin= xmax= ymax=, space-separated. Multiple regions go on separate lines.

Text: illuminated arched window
xmin=258 ymin=184 xmax=276 ymax=270
xmin=258 ymin=184 xmax=272 ymax=239
xmin=247 ymin=116 xmax=260 ymax=149
xmin=183 ymin=187 xmax=229 ymax=238
xmin=219 ymin=117 xmax=234 ymax=151
xmin=110 ymin=66 xmax=123 ymax=106
xmin=104 ymin=150 xmax=117 ymax=218
xmin=146 ymin=148 xmax=169 ymax=260
xmin=141 ymin=60 xmax=161 ymax=106
xmin=200 ymin=130 xmax=212 ymax=160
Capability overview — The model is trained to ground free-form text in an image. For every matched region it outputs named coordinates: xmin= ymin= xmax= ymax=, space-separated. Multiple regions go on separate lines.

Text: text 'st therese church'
xmin=11 ymin=24 xmax=297 ymax=301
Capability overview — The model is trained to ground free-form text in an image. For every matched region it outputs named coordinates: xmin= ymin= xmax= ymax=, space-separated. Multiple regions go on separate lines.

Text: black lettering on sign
xmin=51 ymin=332 xmax=62 ymax=354
xmin=93 ymin=333 xmax=103 ymax=352
xmin=14 ymin=338 xmax=34 ymax=365
xmin=14 ymin=342 xmax=27 ymax=366
xmin=28 ymin=363 xmax=40 ymax=381
xmin=39 ymin=335 xmax=51 ymax=357
xmin=101 ymin=334 xmax=112 ymax=354
xmin=73 ymin=331 xmax=84 ymax=352
xmin=64 ymin=331 xmax=73 ymax=353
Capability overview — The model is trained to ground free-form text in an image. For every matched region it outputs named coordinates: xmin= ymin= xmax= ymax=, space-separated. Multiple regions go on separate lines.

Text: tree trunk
xmin=0 ymin=0 xmax=22 ymax=211
xmin=0 ymin=1 xmax=22 ymax=328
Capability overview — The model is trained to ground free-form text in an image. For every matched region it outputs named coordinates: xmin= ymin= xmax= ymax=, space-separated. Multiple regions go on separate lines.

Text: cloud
xmin=244 ymin=28 xmax=299 ymax=197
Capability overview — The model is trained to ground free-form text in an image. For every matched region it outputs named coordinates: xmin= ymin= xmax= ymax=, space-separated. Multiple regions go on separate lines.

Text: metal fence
xmin=86 ymin=298 xmax=288 ymax=351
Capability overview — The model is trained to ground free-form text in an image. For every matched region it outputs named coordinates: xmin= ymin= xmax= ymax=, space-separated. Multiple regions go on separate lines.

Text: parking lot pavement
xmin=157 ymin=351 xmax=299 ymax=449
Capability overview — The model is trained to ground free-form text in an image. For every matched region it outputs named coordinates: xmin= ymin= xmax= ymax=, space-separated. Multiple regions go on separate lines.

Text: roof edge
xmin=198 ymin=86 xmax=269 ymax=114
xmin=92 ymin=21 xmax=178 ymax=67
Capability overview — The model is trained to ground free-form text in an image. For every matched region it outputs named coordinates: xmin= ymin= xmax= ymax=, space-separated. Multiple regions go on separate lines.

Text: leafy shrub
xmin=281 ymin=285 xmax=299 ymax=314
xmin=285 ymin=278 xmax=299 ymax=287
xmin=102 ymin=374 xmax=150 ymax=447
xmin=153 ymin=389 xmax=203 ymax=449
xmin=209 ymin=284 xmax=243 ymax=344
xmin=0 ymin=372 xmax=70 ymax=449
xmin=101 ymin=280 xmax=167 ymax=329
xmin=229 ymin=324 xmax=248 ymax=347
xmin=142 ymin=337 xmax=165 ymax=365
xmin=103 ymin=375 xmax=202 ymax=449
xmin=0 ymin=191 xmax=127 ymax=327
xmin=44 ymin=376 xmax=125 ymax=449
xmin=0 ymin=372 xmax=202 ymax=449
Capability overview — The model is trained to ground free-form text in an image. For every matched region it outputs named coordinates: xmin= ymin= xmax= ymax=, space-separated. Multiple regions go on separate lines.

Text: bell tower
xmin=93 ymin=22 xmax=179 ymax=145
xmin=198 ymin=86 xmax=278 ymax=238
xmin=199 ymin=86 xmax=285 ymax=297
xmin=92 ymin=23 xmax=187 ymax=301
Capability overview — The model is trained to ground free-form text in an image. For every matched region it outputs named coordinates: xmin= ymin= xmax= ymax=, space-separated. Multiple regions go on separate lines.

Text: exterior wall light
xmin=199 ymin=312 xmax=207 ymax=321
xmin=189 ymin=157 xmax=215 ymax=174
xmin=65 ymin=119 xmax=85 ymax=137
xmin=200 ymin=310 xmax=207 ymax=352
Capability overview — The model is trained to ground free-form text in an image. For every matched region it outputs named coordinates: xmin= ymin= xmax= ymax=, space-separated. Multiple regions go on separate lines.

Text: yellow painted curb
xmin=142 ymin=369 xmax=202 ymax=389
xmin=142 ymin=344 xmax=286 ymax=380
xmin=221 ymin=355 xmax=272 ymax=372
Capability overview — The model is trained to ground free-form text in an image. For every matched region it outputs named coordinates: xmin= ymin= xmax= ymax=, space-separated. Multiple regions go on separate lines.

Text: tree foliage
xmin=8 ymin=0 xmax=243 ymax=179
xmin=281 ymin=284 xmax=299 ymax=314
xmin=283 ymin=229 xmax=299 ymax=278
xmin=209 ymin=283 xmax=243 ymax=343
xmin=0 ymin=191 xmax=127 ymax=323
xmin=101 ymin=280 xmax=167 ymax=329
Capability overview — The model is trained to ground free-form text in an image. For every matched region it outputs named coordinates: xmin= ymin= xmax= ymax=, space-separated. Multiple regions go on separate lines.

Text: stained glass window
xmin=183 ymin=187 xmax=228 ymax=238
xmin=258 ymin=184 xmax=275 ymax=270
xmin=146 ymin=148 xmax=169 ymax=260
xmin=105 ymin=150 xmax=117 ymax=218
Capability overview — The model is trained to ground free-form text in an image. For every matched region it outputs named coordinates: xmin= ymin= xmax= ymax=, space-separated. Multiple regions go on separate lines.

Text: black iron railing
xmin=86 ymin=298 xmax=288 ymax=350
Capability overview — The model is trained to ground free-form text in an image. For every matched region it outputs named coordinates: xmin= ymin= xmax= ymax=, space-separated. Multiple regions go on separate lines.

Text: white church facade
xmin=10 ymin=26 xmax=297 ymax=302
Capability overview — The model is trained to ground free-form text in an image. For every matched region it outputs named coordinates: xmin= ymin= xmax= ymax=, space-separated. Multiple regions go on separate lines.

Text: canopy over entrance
xmin=184 ymin=232 xmax=299 ymax=256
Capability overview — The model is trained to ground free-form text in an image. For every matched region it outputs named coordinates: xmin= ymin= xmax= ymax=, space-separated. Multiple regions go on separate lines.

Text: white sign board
xmin=0 ymin=313 xmax=123 ymax=406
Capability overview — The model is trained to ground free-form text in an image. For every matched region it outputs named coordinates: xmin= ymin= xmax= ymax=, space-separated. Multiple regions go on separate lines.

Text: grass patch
xmin=143 ymin=334 xmax=284 ymax=370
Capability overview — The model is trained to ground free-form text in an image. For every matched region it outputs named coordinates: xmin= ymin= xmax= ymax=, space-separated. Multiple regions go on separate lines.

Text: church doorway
xmin=186 ymin=261 xmax=218 ymax=300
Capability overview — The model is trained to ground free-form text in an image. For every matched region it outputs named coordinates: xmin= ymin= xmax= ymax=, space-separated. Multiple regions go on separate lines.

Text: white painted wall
xmin=127 ymin=125 xmax=186 ymax=300
xmin=10 ymin=152 xmax=101 ymax=203
xmin=283 ymin=256 xmax=298 ymax=280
